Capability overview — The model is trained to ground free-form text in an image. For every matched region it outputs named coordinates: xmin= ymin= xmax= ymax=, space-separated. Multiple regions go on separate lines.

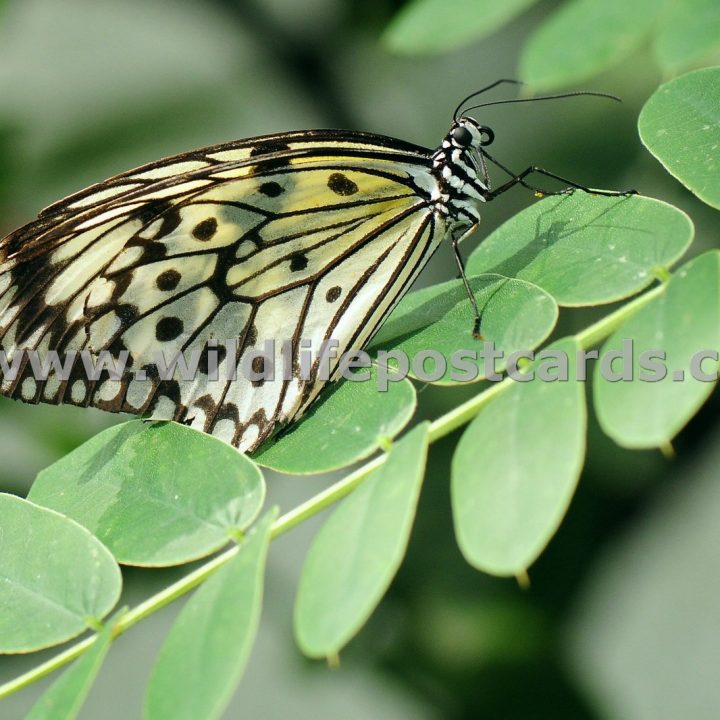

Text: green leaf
xmin=639 ymin=67 xmax=720 ymax=210
xmin=25 ymin=610 xmax=122 ymax=720
xmin=145 ymin=509 xmax=275 ymax=720
xmin=294 ymin=423 xmax=429 ymax=658
xmin=253 ymin=368 xmax=416 ymax=474
xmin=28 ymin=421 xmax=265 ymax=567
xmin=520 ymin=0 xmax=666 ymax=90
xmin=0 ymin=494 xmax=121 ymax=653
xmin=452 ymin=338 xmax=587 ymax=576
xmin=382 ymin=0 xmax=538 ymax=55
xmin=654 ymin=0 xmax=720 ymax=73
xmin=370 ymin=274 xmax=557 ymax=384
xmin=594 ymin=251 xmax=720 ymax=448
xmin=467 ymin=194 xmax=693 ymax=306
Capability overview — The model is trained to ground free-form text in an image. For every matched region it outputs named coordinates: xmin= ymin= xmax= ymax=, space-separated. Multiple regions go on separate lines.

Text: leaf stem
xmin=0 ymin=282 xmax=665 ymax=701
xmin=575 ymin=283 xmax=665 ymax=348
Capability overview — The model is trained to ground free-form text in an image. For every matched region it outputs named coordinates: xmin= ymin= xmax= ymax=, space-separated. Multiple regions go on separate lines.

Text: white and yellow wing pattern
xmin=0 ymin=130 xmax=446 ymax=451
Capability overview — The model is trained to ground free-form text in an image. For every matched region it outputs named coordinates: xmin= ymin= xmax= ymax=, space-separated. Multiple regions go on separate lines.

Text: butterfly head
xmin=448 ymin=118 xmax=494 ymax=150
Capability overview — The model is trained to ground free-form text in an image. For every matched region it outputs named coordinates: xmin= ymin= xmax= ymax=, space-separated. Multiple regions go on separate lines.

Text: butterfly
xmin=0 ymin=80 xmax=634 ymax=452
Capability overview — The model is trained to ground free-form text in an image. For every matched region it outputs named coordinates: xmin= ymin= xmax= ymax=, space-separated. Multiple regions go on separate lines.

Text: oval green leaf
xmin=145 ymin=509 xmax=275 ymax=720
xmin=639 ymin=67 xmax=720 ymax=209
xmin=295 ymin=422 xmax=429 ymax=658
xmin=452 ymin=338 xmax=587 ymax=576
xmin=253 ymin=369 xmax=416 ymax=475
xmin=654 ymin=0 xmax=720 ymax=73
xmin=0 ymin=494 xmax=121 ymax=653
xmin=467 ymin=194 xmax=693 ymax=306
xmin=520 ymin=0 xmax=665 ymax=90
xmin=594 ymin=251 xmax=720 ymax=448
xmin=26 ymin=610 xmax=121 ymax=720
xmin=370 ymin=274 xmax=557 ymax=384
xmin=382 ymin=0 xmax=539 ymax=55
xmin=28 ymin=421 xmax=265 ymax=567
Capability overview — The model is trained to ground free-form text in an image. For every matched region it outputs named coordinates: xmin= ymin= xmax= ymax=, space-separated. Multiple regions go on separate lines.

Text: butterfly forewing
xmin=0 ymin=131 xmax=446 ymax=451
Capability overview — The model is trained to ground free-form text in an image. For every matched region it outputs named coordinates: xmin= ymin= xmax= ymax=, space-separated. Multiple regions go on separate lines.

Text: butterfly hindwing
xmin=0 ymin=132 xmax=445 ymax=451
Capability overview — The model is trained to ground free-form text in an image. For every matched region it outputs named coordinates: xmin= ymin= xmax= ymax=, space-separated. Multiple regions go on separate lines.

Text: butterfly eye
xmin=451 ymin=126 xmax=473 ymax=147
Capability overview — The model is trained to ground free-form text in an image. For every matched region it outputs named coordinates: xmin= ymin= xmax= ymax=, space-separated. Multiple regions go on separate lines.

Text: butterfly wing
xmin=0 ymin=130 xmax=445 ymax=451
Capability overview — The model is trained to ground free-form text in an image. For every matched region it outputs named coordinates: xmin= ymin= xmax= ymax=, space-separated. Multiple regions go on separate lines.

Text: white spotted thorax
xmin=0 ymin=113 xmax=516 ymax=454
xmin=430 ymin=117 xmax=491 ymax=231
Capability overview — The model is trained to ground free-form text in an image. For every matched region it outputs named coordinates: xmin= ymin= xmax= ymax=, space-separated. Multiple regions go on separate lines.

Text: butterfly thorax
xmin=429 ymin=118 xmax=491 ymax=231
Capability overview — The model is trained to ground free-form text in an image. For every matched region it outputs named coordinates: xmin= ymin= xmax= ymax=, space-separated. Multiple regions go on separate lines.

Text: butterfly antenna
xmin=453 ymin=79 xmax=525 ymax=120
xmin=460 ymin=90 xmax=622 ymax=116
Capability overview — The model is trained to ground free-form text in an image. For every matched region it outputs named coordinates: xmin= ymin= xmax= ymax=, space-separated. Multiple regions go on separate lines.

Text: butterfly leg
xmin=451 ymin=225 xmax=483 ymax=339
xmin=481 ymin=150 xmax=637 ymax=199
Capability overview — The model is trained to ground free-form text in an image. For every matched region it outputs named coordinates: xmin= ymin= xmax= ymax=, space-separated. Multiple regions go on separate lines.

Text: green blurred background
xmin=0 ymin=0 xmax=718 ymax=717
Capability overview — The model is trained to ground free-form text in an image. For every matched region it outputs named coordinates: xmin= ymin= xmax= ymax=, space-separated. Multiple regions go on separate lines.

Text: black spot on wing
xmin=259 ymin=181 xmax=283 ymax=198
xmin=192 ymin=217 xmax=217 ymax=241
xmin=155 ymin=316 xmax=183 ymax=342
xmin=289 ymin=253 xmax=308 ymax=272
xmin=327 ymin=172 xmax=358 ymax=196
xmin=326 ymin=286 xmax=342 ymax=303
xmin=116 ymin=304 xmax=139 ymax=325
xmin=156 ymin=269 xmax=181 ymax=291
